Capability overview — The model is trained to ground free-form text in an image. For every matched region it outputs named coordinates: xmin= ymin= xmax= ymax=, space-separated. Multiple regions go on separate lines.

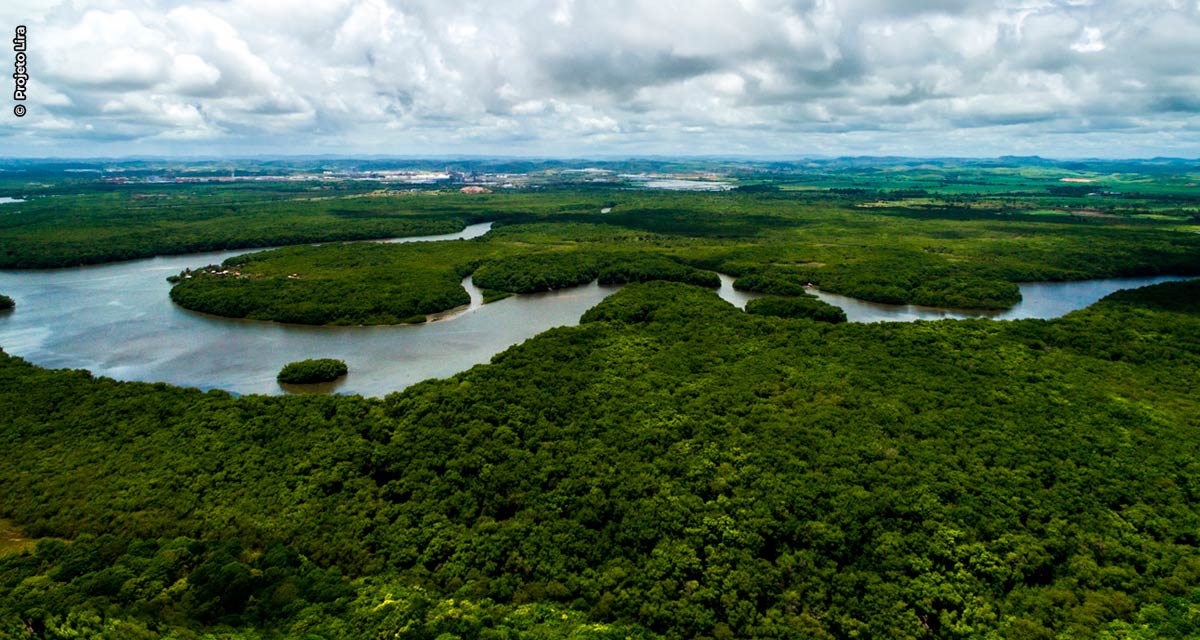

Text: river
xmin=0 ymin=223 xmax=609 ymax=397
xmin=715 ymin=273 xmax=1195 ymax=320
xmin=0 ymin=225 xmax=1192 ymax=396
xmin=804 ymin=276 xmax=1196 ymax=322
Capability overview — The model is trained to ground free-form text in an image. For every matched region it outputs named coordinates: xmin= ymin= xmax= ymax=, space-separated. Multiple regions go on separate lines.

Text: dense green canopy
xmin=3 ymin=280 xmax=1200 ymax=638
xmin=744 ymin=294 xmax=847 ymax=323
xmin=4 ymin=166 xmax=1200 ymax=637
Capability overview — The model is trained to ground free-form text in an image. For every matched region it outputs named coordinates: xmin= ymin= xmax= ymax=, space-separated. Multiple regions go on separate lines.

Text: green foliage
xmin=472 ymin=250 xmax=720 ymax=294
xmin=473 ymin=251 xmax=601 ymax=293
xmin=1103 ymin=278 xmax=1200 ymax=314
xmin=909 ymin=276 xmax=1021 ymax=309
xmin=596 ymin=253 xmax=720 ymax=288
xmin=0 ymin=535 xmax=352 ymax=630
xmin=745 ymin=295 xmax=847 ymax=323
xmin=169 ymin=222 xmax=730 ymax=324
xmin=0 ymin=536 xmax=653 ymax=639
xmin=580 ymin=280 xmax=733 ymax=325
xmin=4 ymin=279 xmax=1200 ymax=637
xmin=9 ymin=172 xmax=1200 ymax=316
xmin=732 ymin=272 xmax=811 ymax=296
xmin=169 ymin=196 xmax=1200 ymax=324
xmin=736 ymin=268 xmax=1023 ymax=310
xmin=1103 ymin=588 xmax=1200 ymax=639
xmin=0 ymin=184 xmax=480 ymax=268
xmin=7 ymin=165 xmax=1200 ymax=636
xmin=170 ymin=240 xmax=482 ymax=325
xmin=733 ymin=184 xmax=780 ymax=193
xmin=481 ymin=289 xmax=514 ymax=304
xmin=0 ymin=294 xmax=12 ymax=311
xmin=278 ymin=359 xmax=349 ymax=384
xmin=4 ymin=157 xmax=1200 ymax=271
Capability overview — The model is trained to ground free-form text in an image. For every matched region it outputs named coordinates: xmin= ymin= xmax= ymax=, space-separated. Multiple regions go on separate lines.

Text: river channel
xmin=0 ymin=224 xmax=1192 ymax=396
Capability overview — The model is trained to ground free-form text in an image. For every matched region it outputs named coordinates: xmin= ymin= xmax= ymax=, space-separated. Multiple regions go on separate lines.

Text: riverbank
xmin=2 ymin=241 xmax=1193 ymax=395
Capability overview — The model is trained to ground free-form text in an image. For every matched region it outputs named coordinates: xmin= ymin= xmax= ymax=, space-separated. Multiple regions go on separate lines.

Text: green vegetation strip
xmin=3 ymin=280 xmax=1200 ymax=638
xmin=3 ymin=173 xmax=1200 ymax=319
xmin=4 ymin=158 xmax=1200 ymax=270
xmin=0 ymin=183 xmax=485 ymax=268
xmin=745 ymin=294 xmax=847 ymax=323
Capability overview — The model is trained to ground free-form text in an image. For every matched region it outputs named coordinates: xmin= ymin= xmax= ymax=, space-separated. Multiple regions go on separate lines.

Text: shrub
xmin=277 ymin=359 xmax=349 ymax=384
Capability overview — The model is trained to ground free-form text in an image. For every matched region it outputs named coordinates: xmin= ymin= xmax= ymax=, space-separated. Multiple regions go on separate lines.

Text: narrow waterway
xmin=718 ymin=272 xmax=1194 ymax=321
xmin=806 ymin=275 xmax=1196 ymax=322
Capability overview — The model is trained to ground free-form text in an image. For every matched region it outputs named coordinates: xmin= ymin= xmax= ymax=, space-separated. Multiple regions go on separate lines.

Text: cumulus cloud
xmin=1 ymin=0 xmax=1198 ymax=156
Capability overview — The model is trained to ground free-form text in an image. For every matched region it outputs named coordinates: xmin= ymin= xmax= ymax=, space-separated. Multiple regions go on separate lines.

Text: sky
xmin=1 ymin=0 xmax=1199 ymax=159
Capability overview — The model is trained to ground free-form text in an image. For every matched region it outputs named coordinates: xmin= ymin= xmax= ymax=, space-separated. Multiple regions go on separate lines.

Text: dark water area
xmin=1 ymin=225 xmax=1192 ymax=397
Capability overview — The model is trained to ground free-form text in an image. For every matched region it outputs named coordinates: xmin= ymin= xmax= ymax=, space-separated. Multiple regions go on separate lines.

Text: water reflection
xmin=278 ymin=377 xmax=349 ymax=395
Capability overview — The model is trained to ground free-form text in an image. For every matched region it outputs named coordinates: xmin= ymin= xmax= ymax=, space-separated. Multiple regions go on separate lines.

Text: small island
xmin=277 ymin=358 xmax=348 ymax=385
xmin=0 ymin=294 xmax=13 ymax=311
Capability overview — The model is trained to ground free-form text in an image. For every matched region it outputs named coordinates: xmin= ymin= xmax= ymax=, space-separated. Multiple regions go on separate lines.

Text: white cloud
xmin=41 ymin=9 xmax=172 ymax=89
xmin=170 ymin=54 xmax=222 ymax=95
xmin=1071 ymin=27 xmax=1106 ymax=52
xmin=2 ymin=0 xmax=1199 ymax=156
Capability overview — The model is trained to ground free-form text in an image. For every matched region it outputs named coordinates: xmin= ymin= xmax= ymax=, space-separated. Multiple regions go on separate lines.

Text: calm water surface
xmin=0 ymin=223 xmax=613 ymax=397
xmin=619 ymin=175 xmax=733 ymax=191
xmin=807 ymin=276 xmax=1196 ymax=322
xmin=0 ymin=226 xmax=1191 ymax=396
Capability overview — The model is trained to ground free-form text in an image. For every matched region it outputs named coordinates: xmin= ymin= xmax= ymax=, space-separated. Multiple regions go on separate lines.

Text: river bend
xmin=1 ymin=224 xmax=1191 ymax=396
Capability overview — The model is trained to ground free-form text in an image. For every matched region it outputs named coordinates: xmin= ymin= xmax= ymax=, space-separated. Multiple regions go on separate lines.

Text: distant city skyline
xmin=2 ymin=0 xmax=1199 ymax=158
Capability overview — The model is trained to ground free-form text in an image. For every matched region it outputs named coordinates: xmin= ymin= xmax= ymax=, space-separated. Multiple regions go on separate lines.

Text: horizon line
xmin=2 ymin=154 xmax=1199 ymax=163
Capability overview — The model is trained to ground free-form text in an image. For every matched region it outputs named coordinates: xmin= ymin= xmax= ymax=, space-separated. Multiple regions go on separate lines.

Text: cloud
xmin=1 ymin=0 xmax=1199 ymax=157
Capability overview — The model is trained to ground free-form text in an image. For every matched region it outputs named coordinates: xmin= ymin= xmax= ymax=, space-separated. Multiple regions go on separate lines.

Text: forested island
xmin=0 ymin=295 xmax=12 ymax=311
xmin=2 ymin=158 xmax=1200 ymax=638
xmin=277 ymin=359 xmax=349 ymax=384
